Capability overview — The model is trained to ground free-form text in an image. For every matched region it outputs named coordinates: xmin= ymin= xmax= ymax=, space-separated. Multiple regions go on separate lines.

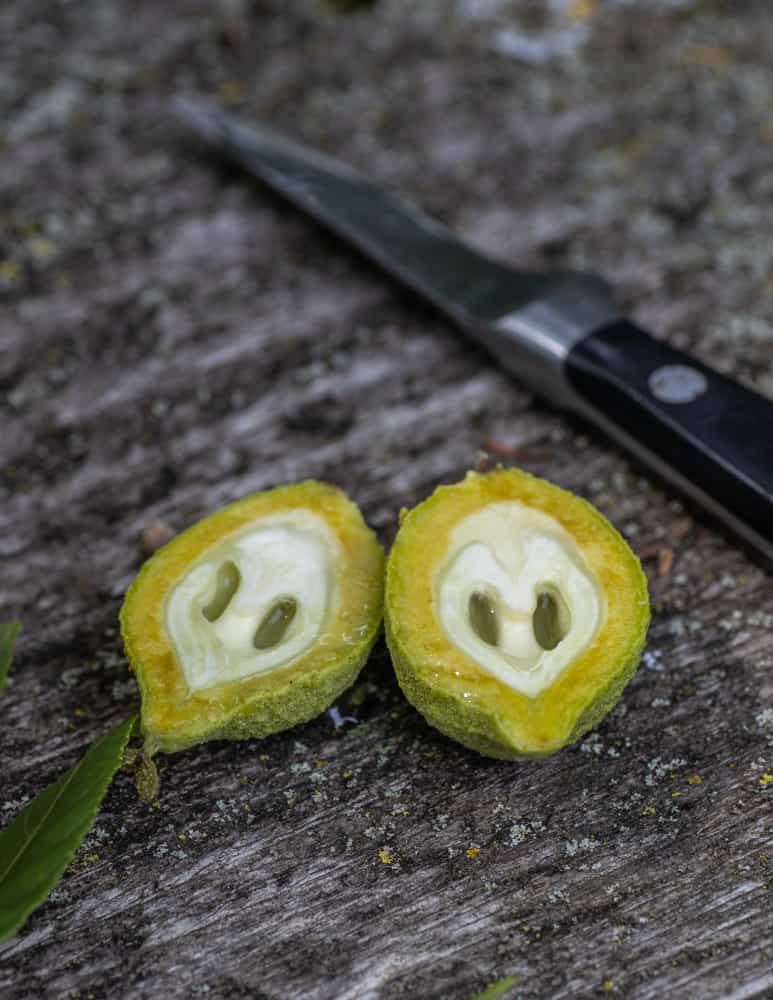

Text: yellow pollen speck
xmin=687 ymin=775 xmax=702 ymax=785
xmin=342 ymin=770 xmax=352 ymax=778
xmin=314 ymin=759 xmax=327 ymax=768
xmin=28 ymin=236 xmax=54 ymax=259
xmin=671 ymin=791 xmax=681 ymax=798
xmin=0 ymin=259 xmax=21 ymax=281
xmin=642 ymin=805 xmax=656 ymax=816
xmin=259 ymin=754 xmax=270 ymax=760
xmin=566 ymin=0 xmax=598 ymax=21
xmin=178 ymin=833 xmax=187 ymax=841
xmin=218 ymin=81 xmax=244 ymax=105
xmin=378 ymin=848 xmax=393 ymax=865
xmin=682 ymin=44 xmax=734 ymax=70
xmin=602 ymin=980 xmax=614 ymax=993
xmin=466 ymin=846 xmax=481 ymax=859
xmin=759 ymin=772 xmax=773 ymax=787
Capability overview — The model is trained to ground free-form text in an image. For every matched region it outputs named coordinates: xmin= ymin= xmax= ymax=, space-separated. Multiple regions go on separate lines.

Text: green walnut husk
xmin=385 ymin=468 xmax=649 ymax=759
xmin=121 ymin=481 xmax=384 ymax=754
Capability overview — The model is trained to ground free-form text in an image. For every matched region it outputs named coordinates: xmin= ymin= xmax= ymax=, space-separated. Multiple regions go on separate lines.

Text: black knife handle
xmin=566 ymin=319 xmax=773 ymax=562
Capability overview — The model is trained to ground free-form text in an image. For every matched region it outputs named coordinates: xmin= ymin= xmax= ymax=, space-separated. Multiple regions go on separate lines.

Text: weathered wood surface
xmin=1 ymin=1 xmax=772 ymax=997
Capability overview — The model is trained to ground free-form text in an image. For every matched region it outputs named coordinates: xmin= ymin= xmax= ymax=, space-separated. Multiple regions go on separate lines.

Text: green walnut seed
xmin=201 ymin=560 xmax=241 ymax=622
xmin=532 ymin=588 xmax=570 ymax=651
xmin=468 ymin=590 xmax=499 ymax=647
xmin=253 ymin=597 xmax=298 ymax=650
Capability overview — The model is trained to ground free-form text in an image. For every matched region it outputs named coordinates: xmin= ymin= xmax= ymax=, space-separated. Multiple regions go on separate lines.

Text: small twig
xmin=141 ymin=519 xmax=175 ymax=556
xmin=475 ymin=450 xmax=492 ymax=472
xmin=657 ymin=546 xmax=674 ymax=577
xmin=481 ymin=438 xmax=523 ymax=458
xmin=639 ymin=544 xmax=675 ymax=578
xmin=669 ymin=517 xmax=693 ymax=539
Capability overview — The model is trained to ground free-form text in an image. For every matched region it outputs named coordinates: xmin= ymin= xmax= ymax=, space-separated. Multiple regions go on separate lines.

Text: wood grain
xmin=1 ymin=1 xmax=772 ymax=997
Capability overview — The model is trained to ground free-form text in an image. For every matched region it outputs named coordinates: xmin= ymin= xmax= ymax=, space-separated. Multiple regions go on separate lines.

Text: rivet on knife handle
xmin=565 ymin=319 xmax=773 ymax=564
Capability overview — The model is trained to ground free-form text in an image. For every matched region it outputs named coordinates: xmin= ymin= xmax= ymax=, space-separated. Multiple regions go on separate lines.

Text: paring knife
xmin=175 ymin=99 xmax=773 ymax=565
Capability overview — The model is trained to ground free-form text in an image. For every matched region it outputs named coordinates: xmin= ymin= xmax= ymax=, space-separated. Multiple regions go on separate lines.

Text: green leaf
xmin=469 ymin=977 xmax=519 ymax=1000
xmin=0 ymin=716 xmax=136 ymax=941
xmin=0 ymin=622 xmax=21 ymax=694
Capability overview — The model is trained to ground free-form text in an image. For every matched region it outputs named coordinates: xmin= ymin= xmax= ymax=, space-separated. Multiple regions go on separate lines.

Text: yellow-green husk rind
xmin=120 ymin=481 xmax=384 ymax=754
xmin=385 ymin=468 xmax=649 ymax=759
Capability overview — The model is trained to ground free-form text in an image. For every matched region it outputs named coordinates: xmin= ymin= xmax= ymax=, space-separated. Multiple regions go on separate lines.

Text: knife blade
xmin=175 ymin=98 xmax=773 ymax=566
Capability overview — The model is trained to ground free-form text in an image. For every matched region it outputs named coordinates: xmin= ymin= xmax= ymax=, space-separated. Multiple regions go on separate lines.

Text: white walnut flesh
xmin=165 ymin=511 xmax=339 ymax=693
xmin=437 ymin=501 xmax=603 ymax=698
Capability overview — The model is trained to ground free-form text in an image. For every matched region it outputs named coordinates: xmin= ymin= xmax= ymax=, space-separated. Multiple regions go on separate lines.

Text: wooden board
xmin=1 ymin=1 xmax=772 ymax=997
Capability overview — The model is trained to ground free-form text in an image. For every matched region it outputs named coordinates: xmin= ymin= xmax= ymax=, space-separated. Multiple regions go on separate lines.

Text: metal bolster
xmin=475 ymin=274 xmax=620 ymax=407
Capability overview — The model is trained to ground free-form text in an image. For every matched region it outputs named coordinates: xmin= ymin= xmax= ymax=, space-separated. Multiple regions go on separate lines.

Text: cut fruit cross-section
xmin=121 ymin=481 xmax=384 ymax=754
xmin=385 ymin=468 xmax=649 ymax=758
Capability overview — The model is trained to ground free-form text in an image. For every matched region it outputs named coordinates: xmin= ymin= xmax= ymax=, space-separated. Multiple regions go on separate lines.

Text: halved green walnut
xmin=120 ymin=481 xmax=384 ymax=753
xmin=385 ymin=468 xmax=649 ymax=758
